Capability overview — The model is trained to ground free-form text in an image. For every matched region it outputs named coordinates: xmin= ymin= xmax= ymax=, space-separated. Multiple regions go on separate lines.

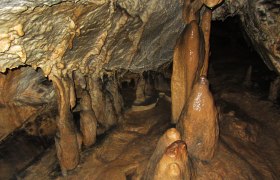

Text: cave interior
xmin=0 ymin=1 xmax=280 ymax=180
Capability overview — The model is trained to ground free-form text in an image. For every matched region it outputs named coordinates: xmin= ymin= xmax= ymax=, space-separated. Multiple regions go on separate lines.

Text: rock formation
xmin=144 ymin=128 xmax=181 ymax=180
xmin=171 ymin=20 xmax=203 ymax=124
xmin=177 ymin=76 xmax=219 ymax=161
xmin=80 ymin=90 xmax=97 ymax=147
xmin=153 ymin=140 xmax=191 ymax=180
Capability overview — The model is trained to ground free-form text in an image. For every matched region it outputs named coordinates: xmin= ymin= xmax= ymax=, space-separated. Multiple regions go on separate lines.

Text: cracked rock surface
xmin=0 ymin=0 xmax=184 ymax=76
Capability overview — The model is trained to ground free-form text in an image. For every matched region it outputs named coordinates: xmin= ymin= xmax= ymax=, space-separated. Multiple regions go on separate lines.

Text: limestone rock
xmin=171 ymin=20 xmax=204 ymax=123
xmin=177 ymin=76 xmax=219 ymax=161
xmin=153 ymin=140 xmax=191 ymax=180
xmin=144 ymin=128 xmax=181 ymax=180
xmin=80 ymin=90 xmax=97 ymax=147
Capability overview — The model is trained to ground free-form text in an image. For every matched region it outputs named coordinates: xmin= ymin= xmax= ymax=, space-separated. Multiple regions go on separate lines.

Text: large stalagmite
xmin=177 ymin=76 xmax=218 ymax=161
xmin=171 ymin=20 xmax=203 ymax=124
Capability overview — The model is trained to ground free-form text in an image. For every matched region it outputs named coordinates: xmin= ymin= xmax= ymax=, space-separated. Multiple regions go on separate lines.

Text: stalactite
xmin=144 ymin=72 xmax=156 ymax=98
xmin=182 ymin=0 xmax=203 ymax=24
xmin=177 ymin=76 xmax=218 ymax=161
xmin=50 ymin=75 xmax=80 ymax=175
xmin=105 ymin=75 xmax=124 ymax=118
xmin=134 ymin=75 xmax=146 ymax=105
xmin=88 ymin=75 xmax=120 ymax=133
xmin=201 ymin=8 xmax=212 ymax=76
xmin=80 ymin=90 xmax=97 ymax=147
xmin=171 ymin=20 xmax=204 ymax=124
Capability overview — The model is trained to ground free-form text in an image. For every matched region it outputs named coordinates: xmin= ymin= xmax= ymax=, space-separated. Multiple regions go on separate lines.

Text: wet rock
xmin=171 ymin=20 xmax=204 ymax=123
xmin=153 ymin=140 xmax=191 ymax=180
xmin=177 ymin=76 xmax=219 ymax=161
xmin=144 ymin=128 xmax=181 ymax=180
xmin=201 ymin=8 xmax=212 ymax=76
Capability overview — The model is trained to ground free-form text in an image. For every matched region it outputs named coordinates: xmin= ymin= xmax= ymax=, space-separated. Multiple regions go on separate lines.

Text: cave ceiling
xmin=0 ymin=0 xmax=279 ymax=77
xmin=0 ymin=0 xmax=184 ymax=77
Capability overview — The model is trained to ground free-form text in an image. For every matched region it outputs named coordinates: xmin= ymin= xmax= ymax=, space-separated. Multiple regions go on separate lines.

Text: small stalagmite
xmin=144 ymin=128 xmax=181 ymax=180
xmin=201 ymin=8 xmax=212 ymax=76
xmin=51 ymin=75 xmax=80 ymax=175
xmin=153 ymin=140 xmax=191 ymax=180
xmin=171 ymin=20 xmax=204 ymax=123
xmin=177 ymin=76 xmax=219 ymax=161
xmin=134 ymin=76 xmax=146 ymax=104
xmin=80 ymin=90 xmax=97 ymax=147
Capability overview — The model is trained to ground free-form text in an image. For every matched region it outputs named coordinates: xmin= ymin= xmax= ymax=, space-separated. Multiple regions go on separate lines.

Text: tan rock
xmin=154 ymin=140 xmax=191 ymax=180
xmin=0 ymin=37 xmax=11 ymax=52
xmin=171 ymin=20 xmax=204 ymax=123
xmin=80 ymin=90 xmax=97 ymax=147
xmin=177 ymin=76 xmax=218 ymax=161
xmin=51 ymin=75 xmax=80 ymax=175
xmin=201 ymin=8 xmax=212 ymax=76
xmin=203 ymin=0 xmax=223 ymax=8
xmin=144 ymin=128 xmax=181 ymax=180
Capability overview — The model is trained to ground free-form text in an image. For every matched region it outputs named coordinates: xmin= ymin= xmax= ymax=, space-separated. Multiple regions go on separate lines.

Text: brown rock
xmin=171 ymin=20 xmax=204 ymax=123
xmin=80 ymin=90 xmax=97 ymax=147
xmin=201 ymin=8 xmax=212 ymax=76
xmin=144 ymin=128 xmax=181 ymax=180
xmin=177 ymin=76 xmax=219 ymax=161
xmin=51 ymin=75 xmax=80 ymax=175
xmin=203 ymin=0 xmax=223 ymax=8
xmin=182 ymin=0 xmax=203 ymax=24
xmin=154 ymin=140 xmax=191 ymax=180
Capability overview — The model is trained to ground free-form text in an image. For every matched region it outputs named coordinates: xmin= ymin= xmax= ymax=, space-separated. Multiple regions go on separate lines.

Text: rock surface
xmin=0 ymin=0 xmax=184 ymax=76
xmin=213 ymin=0 xmax=280 ymax=73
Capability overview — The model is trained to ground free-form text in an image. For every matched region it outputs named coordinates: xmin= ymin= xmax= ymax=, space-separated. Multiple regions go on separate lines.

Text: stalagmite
xmin=144 ymin=72 xmax=156 ymax=98
xmin=268 ymin=76 xmax=280 ymax=102
xmin=243 ymin=65 xmax=253 ymax=87
xmin=201 ymin=8 xmax=212 ymax=76
xmin=134 ymin=76 xmax=146 ymax=104
xmin=144 ymin=128 xmax=181 ymax=180
xmin=153 ymin=140 xmax=191 ymax=180
xmin=51 ymin=75 xmax=80 ymax=175
xmin=80 ymin=90 xmax=97 ymax=147
xmin=177 ymin=76 xmax=218 ymax=161
xmin=171 ymin=20 xmax=204 ymax=123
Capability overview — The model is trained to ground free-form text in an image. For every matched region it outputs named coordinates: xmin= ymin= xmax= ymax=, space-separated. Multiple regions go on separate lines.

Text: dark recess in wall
xmin=209 ymin=16 xmax=278 ymax=101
